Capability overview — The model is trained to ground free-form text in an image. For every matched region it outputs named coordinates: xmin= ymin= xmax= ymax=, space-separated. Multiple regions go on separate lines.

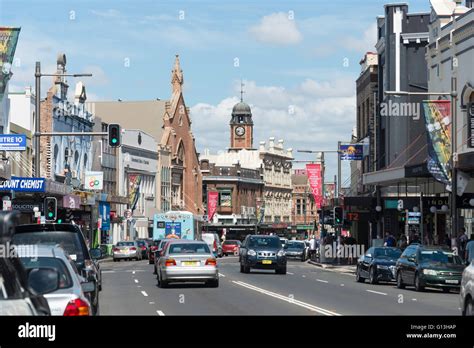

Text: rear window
xmin=286 ymin=242 xmax=305 ymax=249
xmin=12 ymin=231 xmax=86 ymax=263
xmin=117 ymin=242 xmax=134 ymax=247
xmin=20 ymin=257 xmax=73 ymax=289
xmin=249 ymin=237 xmax=281 ymax=249
xmin=223 ymin=241 xmax=238 ymax=246
xmin=168 ymin=243 xmax=210 ymax=254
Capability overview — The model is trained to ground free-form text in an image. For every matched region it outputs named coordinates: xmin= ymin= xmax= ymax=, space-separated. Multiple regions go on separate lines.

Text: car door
xmin=239 ymin=237 xmax=248 ymax=262
xmin=405 ymin=247 xmax=418 ymax=284
xmin=360 ymin=248 xmax=373 ymax=277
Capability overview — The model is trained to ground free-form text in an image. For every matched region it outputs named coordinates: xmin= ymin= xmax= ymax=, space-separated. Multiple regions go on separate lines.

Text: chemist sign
xmin=0 ymin=177 xmax=45 ymax=192
xmin=0 ymin=134 xmax=26 ymax=151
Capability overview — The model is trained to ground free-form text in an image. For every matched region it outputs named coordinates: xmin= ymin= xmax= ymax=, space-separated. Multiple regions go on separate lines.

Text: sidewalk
xmin=308 ymin=260 xmax=356 ymax=275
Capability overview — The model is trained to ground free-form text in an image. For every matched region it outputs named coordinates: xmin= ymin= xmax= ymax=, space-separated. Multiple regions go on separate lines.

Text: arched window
xmin=53 ymin=144 xmax=59 ymax=173
xmin=74 ymin=151 xmax=79 ymax=166
xmin=83 ymin=154 xmax=88 ymax=169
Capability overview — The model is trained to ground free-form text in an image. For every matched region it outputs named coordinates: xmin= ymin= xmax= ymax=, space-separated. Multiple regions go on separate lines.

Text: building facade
xmin=291 ymin=170 xmax=317 ymax=239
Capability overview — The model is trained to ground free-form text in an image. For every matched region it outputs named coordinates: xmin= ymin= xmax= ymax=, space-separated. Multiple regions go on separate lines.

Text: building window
xmin=219 ymin=190 xmax=232 ymax=207
xmin=296 ymin=199 xmax=302 ymax=215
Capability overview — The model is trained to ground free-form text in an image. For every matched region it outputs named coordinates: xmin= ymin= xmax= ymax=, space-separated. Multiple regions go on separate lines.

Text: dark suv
xmin=239 ymin=235 xmax=287 ymax=274
xmin=12 ymin=223 xmax=101 ymax=314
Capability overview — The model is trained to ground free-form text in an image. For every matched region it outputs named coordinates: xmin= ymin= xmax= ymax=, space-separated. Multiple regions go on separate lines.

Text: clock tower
xmin=230 ymin=88 xmax=253 ymax=151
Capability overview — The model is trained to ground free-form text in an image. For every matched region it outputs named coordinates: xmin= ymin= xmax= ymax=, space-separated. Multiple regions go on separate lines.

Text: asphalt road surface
xmin=99 ymin=257 xmax=461 ymax=316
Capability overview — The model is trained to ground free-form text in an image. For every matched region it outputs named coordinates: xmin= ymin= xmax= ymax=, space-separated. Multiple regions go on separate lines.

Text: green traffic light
xmin=112 ymin=138 xmax=117 ymax=144
xmin=48 ymin=212 xmax=53 ymax=218
xmin=57 ymin=219 xmax=62 ymax=223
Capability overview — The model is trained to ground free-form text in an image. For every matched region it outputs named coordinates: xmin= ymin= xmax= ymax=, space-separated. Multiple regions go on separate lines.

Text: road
xmin=99 ymin=257 xmax=461 ymax=316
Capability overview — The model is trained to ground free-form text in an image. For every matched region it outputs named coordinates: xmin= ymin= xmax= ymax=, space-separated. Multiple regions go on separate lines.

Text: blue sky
xmin=1 ymin=0 xmax=431 ymax=184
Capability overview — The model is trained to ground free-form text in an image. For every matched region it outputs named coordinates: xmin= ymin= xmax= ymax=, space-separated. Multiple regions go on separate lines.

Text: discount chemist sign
xmin=0 ymin=177 xmax=46 ymax=192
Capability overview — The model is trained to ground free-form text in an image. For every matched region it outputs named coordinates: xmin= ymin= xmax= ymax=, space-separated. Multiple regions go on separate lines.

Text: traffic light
xmin=108 ymin=124 xmax=121 ymax=147
xmin=334 ymin=206 xmax=343 ymax=225
xmin=44 ymin=197 xmax=57 ymax=221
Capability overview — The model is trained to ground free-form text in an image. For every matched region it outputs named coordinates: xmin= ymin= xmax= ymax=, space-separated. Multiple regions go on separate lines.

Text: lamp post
xmin=385 ymin=80 xmax=458 ymax=239
xmin=34 ymin=61 xmax=92 ymax=178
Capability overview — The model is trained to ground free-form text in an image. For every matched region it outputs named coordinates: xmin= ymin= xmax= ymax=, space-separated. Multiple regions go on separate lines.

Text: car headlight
xmin=377 ymin=265 xmax=389 ymax=270
xmin=423 ymin=269 xmax=437 ymax=276
xmin=247 ymin=249 xmax=257 ymax=256
xmin=277 ymin=249 xmax=286 ymax=257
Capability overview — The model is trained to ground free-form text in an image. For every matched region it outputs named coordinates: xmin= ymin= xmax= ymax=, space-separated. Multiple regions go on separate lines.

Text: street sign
xmin=339 ymin=144 xmax=363 ymax=161
xmin=0 ymin=177 xmax=46 ymax=192
xmin=2 ymin=200 xmax=11 ymax=211
xmin=0 ymin=134 xmax=26 ymax=151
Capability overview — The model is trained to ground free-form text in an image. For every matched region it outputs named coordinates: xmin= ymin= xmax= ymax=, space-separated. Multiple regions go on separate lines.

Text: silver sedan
xmin=113 ymin=241 xmax=143 ymax=261
xmin=156 ymin=240 xmax=219 ymax=288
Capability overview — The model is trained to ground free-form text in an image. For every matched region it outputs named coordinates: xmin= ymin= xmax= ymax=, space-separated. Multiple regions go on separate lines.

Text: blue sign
xmin=0 ymin=177 xmax=45 ymax=192
xmin=339 ymin=144 xmax=364 ymax=161
xmin=165 ymin=222 xmax=181 ymax=238
xmin=99 ymin=202 xmax=111 ymax=231
xmin=0 ymin=134 xmax=26 ymax=151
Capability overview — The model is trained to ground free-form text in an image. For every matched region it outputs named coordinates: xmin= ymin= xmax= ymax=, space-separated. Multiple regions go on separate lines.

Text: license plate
xmin=182 ymin=261 xmax=199 ymax=266
xmin=262 ymin=260 xmax=272 ymax=265
xmin=445 ymin=279 xmax=459 ymax=284
xmin=123 ymin=248 xmax=128 ymax=252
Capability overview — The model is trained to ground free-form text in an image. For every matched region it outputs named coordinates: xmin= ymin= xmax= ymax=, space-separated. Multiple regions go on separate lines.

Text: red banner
xmin=207 ymin=191 xmax=219 ymax=222
xmin=306 ymin=164 xmax=322 ymax=208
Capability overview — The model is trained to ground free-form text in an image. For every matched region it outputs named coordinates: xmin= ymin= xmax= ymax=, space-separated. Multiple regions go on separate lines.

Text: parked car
xmin=12 ymin=223 xmax=101 ymax=315
xmin=356 ymin=247 xmax=402 ymax=284
xmin=284 ymin=240 xmax=307 ymax=262
xmin=156 ymin=240 xmax=219 ymax=288
xmin=460 ymin=261 xmax=474 ymax=316
xmin=153 ymin=239 xmax=173 ymax=274
xmin=240 ymin=235 xmax=287 ymax=274
xmin=396 ymin=245 xmax=465 ymax=292
xmin=113 ymin=241 xmax=143 ymax=261
xmin=148 ymin=240 xmax=161 ymax=264
xmin=136 ymin=239 xmax=149 ymax=259
xmin=201 ymin=232 xmax=223 ymax=258
xmin=222 ymin=240 xmax=241 ymax=256
xmin=18 ymin=245 xmax=94 ymax=316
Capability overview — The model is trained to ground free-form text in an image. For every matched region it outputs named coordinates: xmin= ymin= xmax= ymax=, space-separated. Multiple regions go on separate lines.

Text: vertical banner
xmin=0 ymin=27 xmax=21 ymax=101
xmin=306 ymin=164 xmax=322 ymax=208
xmin=128 ymin=174 xmax=142 ymax=211
xmin=207 ymin=191 xmax=219 ymax=223
xmin=422 ymin=100 xmax=451 ymax=185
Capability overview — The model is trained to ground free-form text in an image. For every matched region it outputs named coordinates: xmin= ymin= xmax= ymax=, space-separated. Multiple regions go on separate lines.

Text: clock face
xmin=235 ymin=126 xmax=245 ymax=136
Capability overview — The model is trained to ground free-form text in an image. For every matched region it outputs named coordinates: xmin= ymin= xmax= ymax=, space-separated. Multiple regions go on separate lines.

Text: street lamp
xmin=375 ymin=205 xmax=382 ymax=213
xmin=34 ymin=61 xmax=93 ymax=178
xmin=430 ymin=206 xmax=437 ymax=214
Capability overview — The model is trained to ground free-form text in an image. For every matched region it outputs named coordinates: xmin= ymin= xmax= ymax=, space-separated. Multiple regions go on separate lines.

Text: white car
xmin=460 ymin=261 xmax=474 ymax=316
xmin=18 ymin=245 xmax=94 ymax=316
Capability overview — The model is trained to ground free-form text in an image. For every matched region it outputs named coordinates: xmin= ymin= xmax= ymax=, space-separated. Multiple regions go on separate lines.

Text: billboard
xmin=306 ymin=164 xmax=322 ymax=209
xmin=339 ymin=144 xmax=363 ymax=161
xmin=0 ymin=134 xmax=26 ymax=151
xmin=84 ymin=171 xmax=103 ymax=190
xmin=207 ymin=191 xmax=218 ymax=222
xmin=0 ymin=177 xmax=45 ymax=192
xmin=0 ymin=27 xmax=21 ymax=101
xmin=99 ymin=201 xmax=111 ymax=231
xmin=128 ymin=174 xmax=141 ymax=211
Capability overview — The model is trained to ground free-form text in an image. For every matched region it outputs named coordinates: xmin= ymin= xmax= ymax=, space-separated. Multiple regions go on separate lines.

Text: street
xmin=100 ymin=258 xmax=461 ymax=316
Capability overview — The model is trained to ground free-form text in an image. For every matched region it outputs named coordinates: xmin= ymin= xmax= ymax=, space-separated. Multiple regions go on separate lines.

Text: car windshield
xmin=20 ymin=257 xmax=73 ymax=289
xmin=249 ymin=237 xmax=281 ymax=249
xmin=223 ymin=241 xmax=238 ymax=246
xmin=168 ymin=243 xmax=210 ymax=254
xmin=117 ymin=242 xmax=134 ymax=247
xmin=374 ymin=248 xmax=402 ymax=259
xmin=420 ymin=250 xmax=463 ymax=264
xmin=286 ymin=242 xmax=305 ymax=249
xmin=12 ymin=231 xmax=85 ymax=264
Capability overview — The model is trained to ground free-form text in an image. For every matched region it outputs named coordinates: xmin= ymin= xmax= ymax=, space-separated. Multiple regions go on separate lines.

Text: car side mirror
xmin=28 ymin=268 xmax=60 ymax=295
xmin=407 ymin=257 xmax=416 ymax=263
xmin=81 ymin=281 xmax=96 ymax=293
xmin=366 ymin=254 xmax=372 ymax=258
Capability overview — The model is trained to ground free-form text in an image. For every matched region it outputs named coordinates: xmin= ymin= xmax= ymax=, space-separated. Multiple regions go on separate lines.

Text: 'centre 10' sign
xmin=0 ymin=134 xmax=26 ymax=151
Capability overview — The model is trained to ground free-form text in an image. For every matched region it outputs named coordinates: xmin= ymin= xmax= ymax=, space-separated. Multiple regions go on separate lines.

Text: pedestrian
xmin=397 ymin=235 xmax=408 ymax=250
xmin=309 ymin=236 xmax=317 ymax=260
xmin=384 ymin=233 xmax=396 ymax=247
xmin=465 ymin=235 xmax=474 ymax=264
xmin=458 ymin=228 xmax=469 ymax=260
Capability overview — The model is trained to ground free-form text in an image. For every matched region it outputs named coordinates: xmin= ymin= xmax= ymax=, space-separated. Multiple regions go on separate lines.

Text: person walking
xmin=397 ymin=235 xmax=408 ymax=251
xmin=384 ymin=233 xmax=396 ymax=247
xmin=465 ymin=235 xmax=474 ymax=264
xmin=458 ymin=228 xmax=468 ymax=261
xmin=309 ymin=236 xmax=317 ymax=261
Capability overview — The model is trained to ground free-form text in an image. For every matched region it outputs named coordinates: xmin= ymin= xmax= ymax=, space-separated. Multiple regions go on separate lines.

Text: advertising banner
xmin=339 ymin=144 xmax=363 ymax=161
xmin=0 ymin=177 xmax=45 ymax=192
xmin=468 ymin=102 xmax=474 ymax=148
xmin=0 ymin=134 xmax=26 ymax=151
xmin=207 ymin=191 xmax=219 ymax=222
xmin=422 ymin=100 xmax=451 ymax=185
xmin=99 ymin=201 xmax=111 ymax=231
xmin=306 ymin=164 xmax=322 ymax=209
xmin=0 ymin=27 xmax=21 ymax=101
xmin=323 ymin=183 xmax=335 ymax=206
xmin=84 ymin=171 xmax=103 ymax=190
xmin=165 ymin=222 xmax=181 ymax=238
xmin=128 ymin=174 xmax=141 ymax=211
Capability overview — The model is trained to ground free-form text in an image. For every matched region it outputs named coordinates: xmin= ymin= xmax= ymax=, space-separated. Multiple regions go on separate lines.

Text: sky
xmin=1 ymin=0 xmax=431 ymax=186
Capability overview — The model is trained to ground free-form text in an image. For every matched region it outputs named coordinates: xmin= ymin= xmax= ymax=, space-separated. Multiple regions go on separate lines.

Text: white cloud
xmin=249 ymin=12 xmax=302 ymax=45
xmin=343 ymin=23 xmax=378 ymax=53
xmin=90 ymin=9 xmax=122 ymax=19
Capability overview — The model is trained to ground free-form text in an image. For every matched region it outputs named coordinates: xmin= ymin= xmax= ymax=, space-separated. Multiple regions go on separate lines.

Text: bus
xmin=152 ymin=211 xmax=203 ymax=241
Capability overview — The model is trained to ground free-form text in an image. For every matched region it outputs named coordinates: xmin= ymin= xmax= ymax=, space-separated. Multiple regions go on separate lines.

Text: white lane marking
xmin=412 ymin=299 xmax=417 ymax=301
xmin=149 ymin=302 xmax=155 ymax=304
xmin=137 ymin=286 xmax=142 ymax=288
xmin=157 ymin=310 xmax=165 ymax=316
xmin=141 ymin=291 xmax=148 ymax=297
xmin=132 ymin=271 xmax=136 ymax=274
xmin=134 ymin=279 xmax=139 ymax=283
xmin=302 ymin=275 xmax=306 ymax=278
xmin=316 ymin=279 xmax=328 ymax=283
xmin=287 ymin=272 xmax=294 ymax=275
xmin=102 ymin=270 xmax=116 ymax=273
xmin=366 ymin=290 xmax=387 ymax=296
xmin=218 ymin=273 xmax=226 ymax=278
xmin=340 ymin=284 xmax=345 ymax=287
xmin=231 ymin=280 xmax=341 ymax=316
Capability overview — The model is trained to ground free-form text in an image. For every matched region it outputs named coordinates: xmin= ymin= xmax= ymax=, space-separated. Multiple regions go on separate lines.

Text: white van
xmin=201 ymin=233 xmax=223 ymax=258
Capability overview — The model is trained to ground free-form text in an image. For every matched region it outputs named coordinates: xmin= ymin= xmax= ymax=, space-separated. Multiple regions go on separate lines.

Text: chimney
xmin=287 ymin=148 xmax=293 ymax=158
xmin=259 ymin=141 xmax=265 ymax=152
xmin=269 ymin=137 xmax=275 ymax=151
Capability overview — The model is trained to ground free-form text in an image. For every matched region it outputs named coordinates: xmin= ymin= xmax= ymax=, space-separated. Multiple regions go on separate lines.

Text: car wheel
xmin=464 ymin=297 xmax=473 ymax=316
xmin=356 ymin=266 xmax=365 ymax=283
xmin=207 ymin=279 xmax=219 ymax=288
xmin=301 ymin=256 xmax=306 ymax=262
xmin=153 ymin=266 xmax=157 ymax=275
xmin=276 ymin=267 xmax=287 ymax=275
xmin=244 ymin=265 xmax=250 ymax=274
xmin=113 ymin=258 xmax=117 ymax=262
xmin=396 ymin=271 xmax=405 ymax=289
xmin=240 ymin=264 xmax=244 ymax=273
xmin=369 ymin=267 xmax=378 ymax=284
xmin=414 ymin=273 xmax=424 ymax=292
